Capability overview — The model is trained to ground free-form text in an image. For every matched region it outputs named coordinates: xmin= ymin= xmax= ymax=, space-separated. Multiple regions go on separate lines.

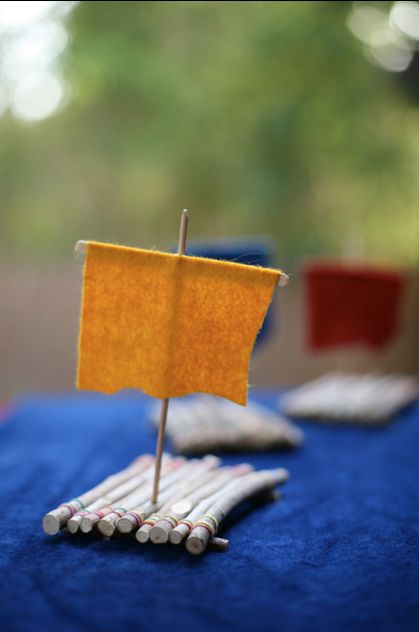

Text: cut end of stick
xmin=136 ymin=525 xmax=152 ymax=543
xmin=150 ymin=520 xmax=173 ymax=544
xmin=42 ymin=515 xmax=61 ymax=535
xmin=67 ymin=518 xmax=81 ymax=534
xmin=98 ymin=519 xmax=115 ymax=537
xmin=117 ymin=517 xmax=135 ymax=534
xmin=169 ymin=528 xmax=185 ymax=545
xmin=185 ymin=536 xmax=206 ymax=556
xmin=80 ymin=517 xmax=95 ymax=534
xmin=185 ymin=526 xmax=210 ymax=556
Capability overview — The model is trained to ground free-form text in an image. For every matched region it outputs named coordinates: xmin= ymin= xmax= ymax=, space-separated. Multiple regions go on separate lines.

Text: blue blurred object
xmin=176 ymin=236 xmax=277 ymax=347
xmin=0 ymin=390 xmax=418 ymax=631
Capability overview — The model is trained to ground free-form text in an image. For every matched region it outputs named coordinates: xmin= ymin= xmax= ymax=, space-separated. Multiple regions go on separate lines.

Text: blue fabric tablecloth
xmin=0 ymin=391 xmax=418 ymax=632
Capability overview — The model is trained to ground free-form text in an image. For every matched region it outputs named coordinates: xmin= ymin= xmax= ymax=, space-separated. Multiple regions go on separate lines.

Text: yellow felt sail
xmin=77 ymin=242 xmax=281 ymax=405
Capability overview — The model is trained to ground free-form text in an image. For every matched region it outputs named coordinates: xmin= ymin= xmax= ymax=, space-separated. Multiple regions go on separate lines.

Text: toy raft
xmin=42 ymin=454 xmax=289 ymax=555
xmin=150 ymin=395 xmax=303 ymax=454
xmin=282 ymin=372 xmax=418 ymax=424
xmin=43 ymin=210 xmax=290 ymax=554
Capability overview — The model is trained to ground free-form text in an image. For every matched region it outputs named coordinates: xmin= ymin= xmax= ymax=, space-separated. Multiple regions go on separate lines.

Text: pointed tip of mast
xmin=75 ymin=240 xmax=87 ymax=254
xmin=178 ymin=209 xmax=189 ymax=255
xmin=279 ymin=273 xmax=289 ymax=287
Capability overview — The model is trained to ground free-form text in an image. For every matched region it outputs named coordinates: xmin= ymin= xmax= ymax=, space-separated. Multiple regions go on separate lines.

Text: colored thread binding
xmin=72 ymin=498 xmax=85 ymax=509
xmin=91 ymin=509 xmax=107 ymax=519
xmin=161 ymin=514 xmax=178 ymax=526
xmin=143 ymin=513 xmax=161 ymax=527
xmin=74 ymin=510 xmax=89 ymax=518
xmin=61 ymin=504 xmax=78 ymax=516
xmin=193 ymin=514 xmax=219 ymax=536
xmin=112 ymin=509 xmax=126 ymax=518
xmin=126 ymin=511 xmax=143 ymax=528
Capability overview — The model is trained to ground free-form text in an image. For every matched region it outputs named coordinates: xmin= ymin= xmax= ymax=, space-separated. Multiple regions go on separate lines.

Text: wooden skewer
xmin=151 ymin=209 xmax=189 ymax=503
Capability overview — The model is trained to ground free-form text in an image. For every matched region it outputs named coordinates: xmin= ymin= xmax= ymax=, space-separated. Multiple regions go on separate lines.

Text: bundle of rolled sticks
xmin=282 ymin=372 xmax=418 ymax=424
xmin=150 ymin=396 xmax=303 ymax=454
xmin=43 ymin=453 xmax=289 ymax=555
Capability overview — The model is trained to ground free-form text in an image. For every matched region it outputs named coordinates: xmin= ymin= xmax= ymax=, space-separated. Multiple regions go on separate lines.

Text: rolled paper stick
xmin=43 ymin=453 xmax=153 ymax=535
xmin=80 ymin=457 xmax=179 ymax=534
xmin=151 ymin=464 xmax=252 ymax=544
xmin=169 ymin=464 xmax=254 ymax=545
xmin=185 ymin=468 xmax=288 ymax=555
xmin=98 ymin=458 xmax=203 ymax=537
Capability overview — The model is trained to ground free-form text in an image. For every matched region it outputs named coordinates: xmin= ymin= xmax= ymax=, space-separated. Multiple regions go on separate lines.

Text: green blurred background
xmin=1 ymin=0 xmax=419 ymax=397
xmin=1 ymin=0 xmax=419 ymax=264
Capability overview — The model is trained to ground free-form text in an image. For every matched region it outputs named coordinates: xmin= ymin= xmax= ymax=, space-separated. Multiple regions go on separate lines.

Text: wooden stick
xmin=148 ymin=468 xmax=225 ymax=544
xmin=116 ymin=458 xmax=218 ymax=537
xmin=97 ymin=455 xmax=215 ymax=537
xmin=42 ymin=454 xmax=153 ymax=535
xmin=127 ymin=456 xmax=221 ymax=541
xmin=169 ymin=468 xmax=255 ymax=545
xmin=66 ymin=455 xmax=163 ymax=533
xmin=151 ymin=209 xmax=189 ymax=503
xmin=185 ymin=468 xmax=288 ymax=555
xmin=133 ymin=466 xmax=219 ymax=543
xmin=150 ymin=464 xmax=252 ymax=544
xmin=79 ymin=457 xmax=180 ymax=534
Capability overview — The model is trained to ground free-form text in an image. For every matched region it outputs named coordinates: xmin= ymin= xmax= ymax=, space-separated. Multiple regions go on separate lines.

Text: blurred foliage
xmin=1 ymin=0 xmax=419 ymax=266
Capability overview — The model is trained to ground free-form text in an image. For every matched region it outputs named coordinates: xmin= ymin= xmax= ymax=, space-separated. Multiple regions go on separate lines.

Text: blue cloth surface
xmin=0 ymin=391 xmax=418 ymax=632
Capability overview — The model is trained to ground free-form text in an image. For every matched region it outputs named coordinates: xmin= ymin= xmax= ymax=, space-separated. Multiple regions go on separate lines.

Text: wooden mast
xmin=151 ymin=209 xmax=189 ymax=503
